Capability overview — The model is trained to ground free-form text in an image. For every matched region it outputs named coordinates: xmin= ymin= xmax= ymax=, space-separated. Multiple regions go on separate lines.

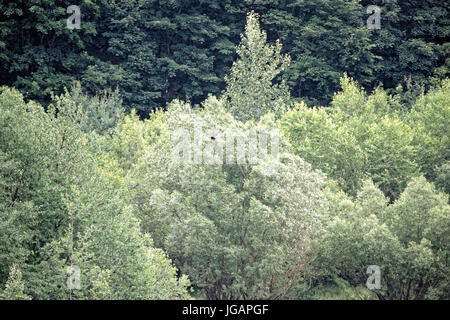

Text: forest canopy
xmin=0 ymin=2 xmax=449 ymax=300
xmin=0 ymin=0 xmax=448 ymax=114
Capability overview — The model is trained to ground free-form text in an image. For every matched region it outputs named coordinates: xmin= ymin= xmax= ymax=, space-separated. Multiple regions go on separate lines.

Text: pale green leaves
xmin=224 ymin=12 xmax=291 ymax=122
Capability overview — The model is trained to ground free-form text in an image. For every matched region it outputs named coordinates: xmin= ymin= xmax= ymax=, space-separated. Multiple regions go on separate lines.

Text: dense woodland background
xmin=0 ymin=0 xmax=449 ymax=300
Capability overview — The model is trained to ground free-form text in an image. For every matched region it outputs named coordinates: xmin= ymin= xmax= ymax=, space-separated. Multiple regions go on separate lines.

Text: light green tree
xmin=315 ymin=177 xmax=449 ymax=300
xmin=223 ymin=11 xmax=291 ymax=122
xmin=280 ymin=101 xmax=366 ymax=195
xmin=408 ymin=79 xmax=450 ymax=181
xmin=361 ymin=116 xmax=419 ymax=200
xmin=61 ymin=83 xmax=124 ymax=135
xmin=0 ymin=264 xmax=31 ymax=300
xmin=128 ymin=97 xmax=327 ymax=299
xmin=0 ymin=87 xmax=190 ymax=300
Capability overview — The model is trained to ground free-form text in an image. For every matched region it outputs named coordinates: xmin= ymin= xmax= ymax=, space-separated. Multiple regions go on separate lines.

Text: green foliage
xmin=0 ymin=264 xmax=31 ymax=300
xmin=280 ymin=101 xmax=366 ymax=195
xmin=281 ymin=75 xmax=437 ymax=200
xmin=63 ymin=164 xmax=190 ymax=300
xmin=315 ymin=177 xmax=449 ymax=300
xmin=65 ymin=83 xmax=124 ymax=134
xmin=0 ymin=2 xmax=448 ymax=301
xmin=224 ymin=12 xmax=291 ymax=122
xmin=408 ymin=79 xmax=450 ymax=181
xmin=1 ymin=1 xmax=446 ymax=113
xmin=361 ymin=116 xmax=418 ymax=200
xmin=0 ymin=0 xmax=108 ymax=104
xmin=0 ymin=87 xmax=190 ymax=299
xmin=0 ymin=202 xmax=35 ymax=284
xmin=269 ymin=0 xmax=377 ymax=106
xmin=385 ymin=177 xmax=448 ymax=246
xmin=94 ymin=0 xmax=239 ymax=114
xmin=128 ymin=97 xmax=327 ymax=299
xmin=360 ymin=0 xmax=448 ymax=93
xmin=435 ymin=161 xmax=450 ymax=195
xmin=0 ymin=86 xmax=86 ymax=276
xmin=296 ymin=277 xmax=376 ymax=300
